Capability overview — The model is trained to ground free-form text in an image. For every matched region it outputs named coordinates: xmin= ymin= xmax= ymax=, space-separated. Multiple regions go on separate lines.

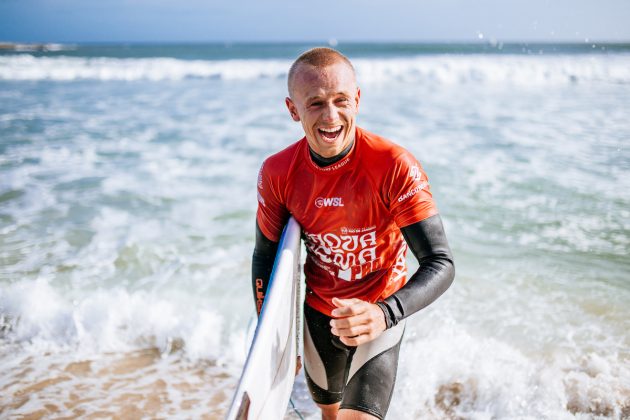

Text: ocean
xmin=0 ymin=42 xmax=629 ymax=419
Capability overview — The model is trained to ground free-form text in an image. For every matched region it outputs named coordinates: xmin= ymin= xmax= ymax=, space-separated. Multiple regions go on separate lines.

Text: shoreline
xmin=1 ymin=347 xmax=235 ymax=419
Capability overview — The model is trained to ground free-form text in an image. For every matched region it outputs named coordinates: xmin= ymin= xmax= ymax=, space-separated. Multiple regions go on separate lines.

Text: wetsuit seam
xmin=305 ymin=368 xmax=343 ymax=404
xmin=345 ymin=328 xmax=404 ymax=385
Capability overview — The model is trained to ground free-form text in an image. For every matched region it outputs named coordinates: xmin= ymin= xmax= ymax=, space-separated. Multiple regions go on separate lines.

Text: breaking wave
xmin=2 ymin=54 xmax=630 ymax=85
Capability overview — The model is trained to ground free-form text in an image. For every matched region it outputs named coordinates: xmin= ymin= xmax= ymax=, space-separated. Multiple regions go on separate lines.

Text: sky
xmin=1 ymin=0 xmax=629 ymax=43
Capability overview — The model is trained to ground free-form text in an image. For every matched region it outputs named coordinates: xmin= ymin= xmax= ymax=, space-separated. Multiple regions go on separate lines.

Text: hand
xmin=329 ymin=297 xmax=387 ymax=346
xmin=295 ymin=355 xmax=302 ymax=377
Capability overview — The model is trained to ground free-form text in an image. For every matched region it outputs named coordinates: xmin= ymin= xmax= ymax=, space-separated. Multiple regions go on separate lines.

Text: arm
xmin=376 ymin=213 xmax=455 ymax=329
xmin=251 ymin=221 xmax=279 ymax=315
xmin=331 ymin=214 xmax=454 ymax=345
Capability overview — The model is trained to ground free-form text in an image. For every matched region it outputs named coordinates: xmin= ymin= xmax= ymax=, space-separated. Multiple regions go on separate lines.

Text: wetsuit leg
xmin=303 ymin=304 xmax=405 ymax=419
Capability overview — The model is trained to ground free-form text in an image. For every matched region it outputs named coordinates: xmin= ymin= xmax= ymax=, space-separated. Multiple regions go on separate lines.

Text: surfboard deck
xmin=225 ymin=217 xmax=302 ymax=420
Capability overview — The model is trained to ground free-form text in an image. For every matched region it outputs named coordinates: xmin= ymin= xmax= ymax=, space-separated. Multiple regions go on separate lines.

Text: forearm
xmin=251 ymin=222 xmax=278 ymax=315
xmin=376 ymin=215 xmax=455 ymax=329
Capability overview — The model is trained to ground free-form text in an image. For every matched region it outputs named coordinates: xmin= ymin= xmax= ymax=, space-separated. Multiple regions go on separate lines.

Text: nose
xmin=321 ymin=101 xmax=339 ymax=123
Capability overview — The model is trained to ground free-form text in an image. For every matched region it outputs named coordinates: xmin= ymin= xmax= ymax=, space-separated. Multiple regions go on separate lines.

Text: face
xmin=285 ymin=61 xmax=360 ymax=158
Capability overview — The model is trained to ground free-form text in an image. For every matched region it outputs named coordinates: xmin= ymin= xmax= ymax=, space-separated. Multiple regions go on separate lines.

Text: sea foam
xmin=0 ymin=278 xmax=232 ymax=361
xmin=2 ymin=54 xmax=630 ymax=85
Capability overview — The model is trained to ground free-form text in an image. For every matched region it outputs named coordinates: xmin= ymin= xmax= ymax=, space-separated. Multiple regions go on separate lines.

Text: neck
xmin=309 ymin=140 xmax=354 ymax=167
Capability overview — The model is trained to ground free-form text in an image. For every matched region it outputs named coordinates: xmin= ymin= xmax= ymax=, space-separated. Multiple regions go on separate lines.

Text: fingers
xmin=330 ymin=309 xmax=380 ymax=334
xmin=330 ymin=322 xmax=371 ymax=338
xmin=332 ymin=297 xmax=361 ymax=308
xmin=329 ymin=299 xmax=387 ymax=346
xmin=331 ymin=297 xmax=366 ymax=318
xmin=330 ymin=310 xmax=369 ymax=328
xmin=331 ymin=314 xmax=376 ymax=346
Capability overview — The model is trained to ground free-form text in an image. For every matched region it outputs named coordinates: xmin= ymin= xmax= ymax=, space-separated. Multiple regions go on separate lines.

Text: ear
xmin=355 ymin=87 xmax=361 ymax=112
xmin=285 ymin=97 xmax=301 ymax=122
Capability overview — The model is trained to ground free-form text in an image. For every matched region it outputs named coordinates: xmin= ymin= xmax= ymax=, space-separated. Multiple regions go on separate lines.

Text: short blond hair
xmin=287 ymin=47 xmax=355 ymax=97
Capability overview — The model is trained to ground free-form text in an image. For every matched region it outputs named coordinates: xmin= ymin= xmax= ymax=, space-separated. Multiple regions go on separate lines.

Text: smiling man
xmin=252 ymin=48 xmax=455 ymax=420
xmin=286 ymin=54 xmax=358 ymax=159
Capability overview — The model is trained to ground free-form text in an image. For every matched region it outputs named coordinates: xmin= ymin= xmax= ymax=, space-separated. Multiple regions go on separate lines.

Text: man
xmin=252 ymin=47 xmax=454 ymax=420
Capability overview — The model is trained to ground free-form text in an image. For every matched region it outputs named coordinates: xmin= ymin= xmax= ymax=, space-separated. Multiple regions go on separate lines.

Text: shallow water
xmin=1 ymin=43 xmax=629 ymax=419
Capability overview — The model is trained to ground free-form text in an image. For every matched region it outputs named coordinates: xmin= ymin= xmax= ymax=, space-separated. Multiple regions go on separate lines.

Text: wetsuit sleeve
xmin=253 ymin=159 xmax=287 ymax=315
xmin=376 ymin=214 xmax=455 ymax=329
xmin=256 ymin=160 xmax=290 ymax=242
xmin=386 ymin=152 xmax=438 ymax=228
xmin=252 ymin=221 xmax=279 ymax=315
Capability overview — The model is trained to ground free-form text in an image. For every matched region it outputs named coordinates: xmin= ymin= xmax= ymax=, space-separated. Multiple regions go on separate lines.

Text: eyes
xmin=308 ymin=97 xmax=350 ymax=109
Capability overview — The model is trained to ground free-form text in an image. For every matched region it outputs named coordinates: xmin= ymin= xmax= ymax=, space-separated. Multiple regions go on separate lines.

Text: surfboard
xmin=225 ymin=217 xmax=302 ymax=420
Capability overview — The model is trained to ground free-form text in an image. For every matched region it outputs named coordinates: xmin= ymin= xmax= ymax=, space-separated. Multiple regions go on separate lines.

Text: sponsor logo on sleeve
xmin=257 ymin=163 xmax=264 ymax=189
xmin=314 ymin=197 xmax=344 ymax=208
xmin=397 ymin=182 xmax=428 ymax=203
xmin=397 ymin=165 xmax=427 ymax=202
xmin=255 ymin=278 xmax=265 ymax=315
xmin=409 ymin=165 xmax=422 ymax=182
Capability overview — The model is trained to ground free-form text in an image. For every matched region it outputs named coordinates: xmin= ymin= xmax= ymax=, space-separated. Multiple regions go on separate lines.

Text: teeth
xmin=319 ymin=126 xmax=342 ymax=133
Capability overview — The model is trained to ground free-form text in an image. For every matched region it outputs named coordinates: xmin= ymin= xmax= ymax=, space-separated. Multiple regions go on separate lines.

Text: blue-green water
xmin=1 ymin=43 xmax=629 ymax=419
xmin=4 ymin=41 xmax=630 ymax=59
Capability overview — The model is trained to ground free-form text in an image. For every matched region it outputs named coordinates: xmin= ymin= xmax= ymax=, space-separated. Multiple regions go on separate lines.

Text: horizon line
xmin=2 ymin=39 xmax=630 ymax=46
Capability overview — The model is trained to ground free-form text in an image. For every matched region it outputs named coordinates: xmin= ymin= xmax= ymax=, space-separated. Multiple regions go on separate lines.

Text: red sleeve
xmin=386 ymin=151 xmax=438 ymax=228
xmin=256 ymin=160 xmax=289 ymax=242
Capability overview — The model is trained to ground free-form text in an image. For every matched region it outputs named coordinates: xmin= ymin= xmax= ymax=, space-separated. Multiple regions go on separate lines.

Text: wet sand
xmin=1 ymin=347 xmax=236 ymax=419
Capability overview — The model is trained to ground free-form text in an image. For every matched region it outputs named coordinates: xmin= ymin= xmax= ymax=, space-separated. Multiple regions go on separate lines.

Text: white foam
xmin=389 ymin=317 xmax=630 ymax=419
xmin=0 ymin=55 xmax=290 ymax=82
xmin=1 ymin=54 xmax=630 ymax=85
xmin=0 ymin=278 xmax=226 ymax=360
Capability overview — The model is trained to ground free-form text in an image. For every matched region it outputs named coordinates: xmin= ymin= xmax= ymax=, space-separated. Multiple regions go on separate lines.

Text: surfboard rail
xmin=225 ymin=217 xmax=301 ymax=420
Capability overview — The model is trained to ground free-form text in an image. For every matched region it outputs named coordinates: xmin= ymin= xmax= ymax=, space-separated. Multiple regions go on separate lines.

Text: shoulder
xmin=260 ymin=138 xmax=305 ymax=178
xmin=357 ymin=127 xmax=415 ymax=172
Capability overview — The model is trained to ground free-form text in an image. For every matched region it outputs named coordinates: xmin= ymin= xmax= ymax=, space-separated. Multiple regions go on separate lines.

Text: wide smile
xmin=317 ymin=125 xmax=344 ymax=144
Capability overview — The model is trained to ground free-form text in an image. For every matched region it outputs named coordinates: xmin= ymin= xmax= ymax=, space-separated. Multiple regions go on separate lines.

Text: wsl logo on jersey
xmin=315 ymin=197 xmax=345 ymax=208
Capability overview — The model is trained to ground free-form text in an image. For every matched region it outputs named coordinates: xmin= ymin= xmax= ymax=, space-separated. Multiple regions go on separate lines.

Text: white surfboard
xmin=226 ymin=217 xmax=302 ymax=420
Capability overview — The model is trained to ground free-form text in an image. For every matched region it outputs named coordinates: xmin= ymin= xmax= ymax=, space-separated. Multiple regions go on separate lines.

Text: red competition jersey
xmin=256 ymin=127 xmax=438 ymax=316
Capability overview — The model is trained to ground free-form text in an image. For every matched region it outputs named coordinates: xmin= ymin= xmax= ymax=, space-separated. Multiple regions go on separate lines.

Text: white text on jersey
xmin=315 ymin=197 xmax=345 ymax=208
